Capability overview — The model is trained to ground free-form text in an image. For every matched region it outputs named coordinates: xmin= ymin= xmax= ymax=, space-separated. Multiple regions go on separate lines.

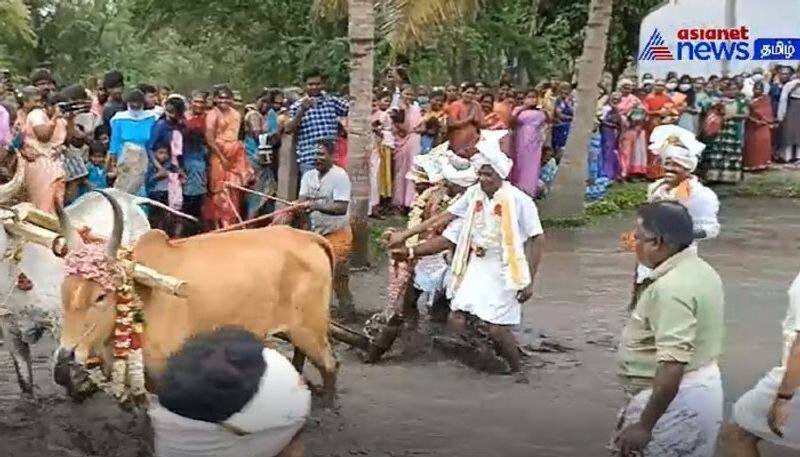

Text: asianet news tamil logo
xmin=639 ymin=27 xmax=800 ymax=61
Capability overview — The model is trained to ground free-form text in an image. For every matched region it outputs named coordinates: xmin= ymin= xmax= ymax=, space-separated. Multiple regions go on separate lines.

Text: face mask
xmin=679 ymin=84 xmax=692 ymax=91
xmin=665 ymin=82 xmax=678 ymax=90
xmin=752 ymin=74 xmax=764 ymax=82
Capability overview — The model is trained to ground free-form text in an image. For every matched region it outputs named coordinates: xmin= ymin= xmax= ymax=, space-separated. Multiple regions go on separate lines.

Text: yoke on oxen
xmin=0 ymin=198 xmax=187 ymax=404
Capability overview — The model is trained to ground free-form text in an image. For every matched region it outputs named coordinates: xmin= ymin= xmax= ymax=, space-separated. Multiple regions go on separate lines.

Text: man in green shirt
xmin=612 ymin=201 xmax=725 ymax=457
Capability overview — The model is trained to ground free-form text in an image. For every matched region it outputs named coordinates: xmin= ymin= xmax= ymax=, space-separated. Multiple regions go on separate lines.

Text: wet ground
xmin=1 ymin=197 xmax=799 ymax=457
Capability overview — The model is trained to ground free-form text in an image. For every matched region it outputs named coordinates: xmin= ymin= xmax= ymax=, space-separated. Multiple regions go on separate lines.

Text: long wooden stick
xmin=224 ymin=181 xmax=294 ymax=206
xmin=211 ymin=203 xmax=305 ymax=233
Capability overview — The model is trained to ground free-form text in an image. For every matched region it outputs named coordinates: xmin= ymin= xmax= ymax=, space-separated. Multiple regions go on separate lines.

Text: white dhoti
xmin=149 ymin=348 xmax=310 ymax=457
xmin=451 ymin=248 xmax=521 ymax=325
xmin=413 ymin=254 xmax=449 ymax=294
xmin=733 ymin=366 xmax=800 ymax=450
xmin=611 ymin=364 xmax=723 ymax=457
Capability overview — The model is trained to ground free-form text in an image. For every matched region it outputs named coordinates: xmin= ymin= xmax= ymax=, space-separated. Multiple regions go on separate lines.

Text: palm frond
xmin=314 ymin=0 xmax=480 ymax=51
xmin=0 ymin=0 xmax=35 ymax=45
xmin=380 ymin=0 xmax=479 ymax=51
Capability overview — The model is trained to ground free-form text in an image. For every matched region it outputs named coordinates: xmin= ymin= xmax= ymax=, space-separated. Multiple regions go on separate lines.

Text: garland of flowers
xmin=406 ymin=185 xmax=452 ymax=248
xmin=78 ymin=247 xmax=147 ymax=406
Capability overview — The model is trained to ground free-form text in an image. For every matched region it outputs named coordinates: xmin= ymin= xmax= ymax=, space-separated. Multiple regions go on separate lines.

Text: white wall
xmin=638 ymin=0 xmax=800 ymax=79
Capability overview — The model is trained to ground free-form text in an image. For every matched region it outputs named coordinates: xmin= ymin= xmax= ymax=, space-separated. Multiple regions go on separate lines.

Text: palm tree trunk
xmin=537 ymin=0 xmax=614 ymax=218
xmin=346 ymin=0 xmax=375 ymax=267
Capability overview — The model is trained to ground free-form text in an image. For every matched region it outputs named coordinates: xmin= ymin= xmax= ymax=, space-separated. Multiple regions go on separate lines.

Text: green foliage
xmin=2 ymin=0 xmax=660 ymax=95
xmin=605 ymin=0 xmax=663 ymax=81
xmin=542 ymin=183 xmax=648 ymax=228
xmin=716 ymin=176 xmax=800 ymax=199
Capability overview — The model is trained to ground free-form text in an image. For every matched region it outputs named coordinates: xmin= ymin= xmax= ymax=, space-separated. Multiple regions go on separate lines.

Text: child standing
xmin=370 ymin=93 xmax=395 ymax=215
xmin=146 ymin=143 xmax=175 ymax=234
xmin=86 ymin=141 xmax=111 ymax=190
xmin=537 ymin=146 xmax=558 ymax=198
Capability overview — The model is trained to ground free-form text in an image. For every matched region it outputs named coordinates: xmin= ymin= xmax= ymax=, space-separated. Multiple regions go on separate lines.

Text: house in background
xmin=638 ymin=0 xmax=800 ymax=78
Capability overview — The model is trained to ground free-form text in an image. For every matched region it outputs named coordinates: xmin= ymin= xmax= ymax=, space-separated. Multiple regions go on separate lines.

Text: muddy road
xmin=1 ymin=197 xmax=797 ymax=457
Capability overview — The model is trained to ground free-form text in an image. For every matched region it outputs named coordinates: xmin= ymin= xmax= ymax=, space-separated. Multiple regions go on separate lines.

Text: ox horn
xmin=55 ymin=199 xmax=86 ymax=252
xmin=0 ymin=155 xmax=26 ymax=205
xmin=94 ymin=190 xmax=123 ymax=260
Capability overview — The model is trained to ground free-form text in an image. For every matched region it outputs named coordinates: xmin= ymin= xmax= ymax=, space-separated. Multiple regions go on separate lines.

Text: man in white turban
xmin=391 ymin=130 xmax=545 ymax=382
xmin=647 ymin=125 xmax=719 ymax=241
xmin=633 ymin=125 xmax=720 ymax=290
xmin=365 ymin=146 xmax=478 ymax=362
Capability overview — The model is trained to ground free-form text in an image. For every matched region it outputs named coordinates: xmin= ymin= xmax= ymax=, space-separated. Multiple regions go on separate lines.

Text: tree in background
xmin=0 ymin=0 xmax=35 ymax=70
xmin=539 ymin=0 xmax=614 ymax=218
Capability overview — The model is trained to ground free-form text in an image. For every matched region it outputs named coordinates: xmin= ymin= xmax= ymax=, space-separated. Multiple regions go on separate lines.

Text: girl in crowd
xmin=392 ymin=85 xmax=422 ymax=211
xmin=510 ymin=88 xmax=547 ymax=197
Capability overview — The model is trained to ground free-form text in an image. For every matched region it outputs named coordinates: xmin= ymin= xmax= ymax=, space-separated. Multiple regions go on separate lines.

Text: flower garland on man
xmin=389 ymin=130 xmax=545 ymax=382
xmin=365 ymin=144 xmax=478 ymax=362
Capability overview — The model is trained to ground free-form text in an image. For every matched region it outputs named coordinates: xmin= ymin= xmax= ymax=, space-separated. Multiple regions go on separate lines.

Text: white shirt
xmin=648 ymin=177 xmax=720 ymax=240
xmin=299 ymin=165 xmax=351 ymax=235
xmin=443 ymin=183 xmax=544 ymax=249
xmin=782 ymin=273 xmax=800 ymax=367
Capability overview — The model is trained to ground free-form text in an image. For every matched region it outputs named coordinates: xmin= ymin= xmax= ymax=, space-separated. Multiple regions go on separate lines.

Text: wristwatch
xmin=777 ymin=391 xmax=794 ymax=401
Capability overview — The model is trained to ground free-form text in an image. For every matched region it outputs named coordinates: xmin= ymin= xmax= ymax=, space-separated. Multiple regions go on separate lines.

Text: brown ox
xmin=53 ymin=191 xmax=338 ymax=403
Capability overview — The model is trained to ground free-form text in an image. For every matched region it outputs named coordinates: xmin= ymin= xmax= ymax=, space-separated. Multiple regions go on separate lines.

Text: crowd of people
xmin=591 ymin=66 xmax=800 ymax=194
xmin=2 ymin=61 xmax=800 ymax=457
xmin=2 ymin=63 xmax=799 ymax=238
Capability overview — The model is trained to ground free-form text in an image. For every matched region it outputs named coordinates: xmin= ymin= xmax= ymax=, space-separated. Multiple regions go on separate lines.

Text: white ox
xmin=0 ymin=179 xmax=157 ymax=395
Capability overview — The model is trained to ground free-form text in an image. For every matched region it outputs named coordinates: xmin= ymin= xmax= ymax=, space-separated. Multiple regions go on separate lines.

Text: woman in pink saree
xmin=510 ymin=89 xmax=547 ymax=197
xmin=392 ymin=85 xmax=422 ymax=210
xmin=23 ymin=93 xmax=68 ymax=213
xmin=616 ymin=79 xmax=647 ymax=178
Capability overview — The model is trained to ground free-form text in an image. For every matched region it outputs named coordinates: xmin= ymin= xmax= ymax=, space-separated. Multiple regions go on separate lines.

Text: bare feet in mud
xmin=512 ymin=371 xmax=529 ymax=384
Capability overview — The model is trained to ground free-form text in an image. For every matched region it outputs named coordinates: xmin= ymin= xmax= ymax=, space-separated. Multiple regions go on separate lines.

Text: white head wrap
xmin=648 ymin=125 xmax=706 ymax=172
xmin=440 ymin=154 xmax=477 ymax=187
xmin=406 ymin=152 xmax=444 ymax=183
xmin=471 ymin=130 xmax=513 ymax=179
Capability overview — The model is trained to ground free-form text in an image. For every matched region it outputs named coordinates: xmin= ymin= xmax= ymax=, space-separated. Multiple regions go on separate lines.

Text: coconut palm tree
xmin=314 ymin=0 xmax=479 ymax=266
xmin=537 ymin=0 xmax=614 ymax=218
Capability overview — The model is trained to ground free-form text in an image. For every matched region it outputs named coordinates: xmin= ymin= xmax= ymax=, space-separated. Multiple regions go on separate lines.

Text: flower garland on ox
xmin=63 ymin=241 xmax=147 ymax=405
